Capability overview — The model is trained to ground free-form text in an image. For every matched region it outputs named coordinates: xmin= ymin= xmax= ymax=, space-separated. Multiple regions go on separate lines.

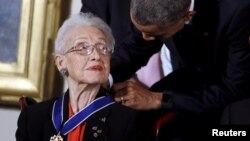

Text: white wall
xmin=0 ymin=0 xmax=81 ymax=140
xmin=0 ymin=107 xmax=20 ymax=140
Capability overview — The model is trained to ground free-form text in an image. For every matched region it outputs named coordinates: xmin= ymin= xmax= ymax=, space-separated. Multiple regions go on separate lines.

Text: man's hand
xmin=113 ymin=80 xmax=163 ymax=110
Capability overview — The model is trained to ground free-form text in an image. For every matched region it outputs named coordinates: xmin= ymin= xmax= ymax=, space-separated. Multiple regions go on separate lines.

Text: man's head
xmin=130 ymin=0 xmax=195 ymax=40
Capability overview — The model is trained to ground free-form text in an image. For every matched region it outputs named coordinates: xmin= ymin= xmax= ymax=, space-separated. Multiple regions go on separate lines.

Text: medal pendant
xmin=50 ymin=134 xmax=63 ymax=141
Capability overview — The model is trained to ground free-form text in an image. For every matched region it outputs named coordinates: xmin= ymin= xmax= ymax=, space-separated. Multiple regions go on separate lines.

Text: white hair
xmin=54 ymin=12 xmax=115 ymax=54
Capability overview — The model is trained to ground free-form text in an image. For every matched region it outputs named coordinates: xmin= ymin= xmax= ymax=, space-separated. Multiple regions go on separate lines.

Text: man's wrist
xmin=152 ymin=92 xmax=163 ymax=109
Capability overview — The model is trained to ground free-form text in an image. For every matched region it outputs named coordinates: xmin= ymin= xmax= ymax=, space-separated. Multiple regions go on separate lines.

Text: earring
xmin=60 ymin=68 xmax=69 ymax=77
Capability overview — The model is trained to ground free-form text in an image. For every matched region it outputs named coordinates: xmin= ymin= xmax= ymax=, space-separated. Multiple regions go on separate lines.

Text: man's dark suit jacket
xmin=221 ymin=98 xmax=250 ymax=125
xmin=16 ymin=89 xmax=154 ymax=141
xmin=81 ymin=0 xmax=132 ymax=46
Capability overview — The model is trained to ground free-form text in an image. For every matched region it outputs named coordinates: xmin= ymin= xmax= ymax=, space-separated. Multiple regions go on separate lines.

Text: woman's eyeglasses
xmin=64 ymin=42 xmax=113 ymax=55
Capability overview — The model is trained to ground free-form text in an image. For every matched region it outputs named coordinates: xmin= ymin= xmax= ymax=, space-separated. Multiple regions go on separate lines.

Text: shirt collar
xmin=189 ymin=0 xmax=195 ymax=11
xmin=185 ymin=0 xmax=195 ymax=24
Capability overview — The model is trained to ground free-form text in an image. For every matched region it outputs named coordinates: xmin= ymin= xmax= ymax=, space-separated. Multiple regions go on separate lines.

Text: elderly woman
xmin=16 ymin=12 xmax=152 ymax=141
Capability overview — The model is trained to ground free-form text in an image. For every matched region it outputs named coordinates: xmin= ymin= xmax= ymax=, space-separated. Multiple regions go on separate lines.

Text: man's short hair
xmin=130 ymin=0 xmax=191 ymax=27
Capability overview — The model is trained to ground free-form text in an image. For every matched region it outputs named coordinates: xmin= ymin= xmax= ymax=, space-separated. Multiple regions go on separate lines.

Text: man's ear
xmin=184 ymin=11 xmax=196 ymax=22
xmin=55 ymin=55 xmax=66 ymax=71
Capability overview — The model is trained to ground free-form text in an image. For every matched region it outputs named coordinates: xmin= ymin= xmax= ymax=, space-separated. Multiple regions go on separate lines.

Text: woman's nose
xmin=89 ymin=48 xmax=101 ymax=60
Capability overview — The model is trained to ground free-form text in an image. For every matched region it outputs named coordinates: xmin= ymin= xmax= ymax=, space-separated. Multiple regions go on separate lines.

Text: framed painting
xmin=0 ymin=0 xmax=68 ymax=105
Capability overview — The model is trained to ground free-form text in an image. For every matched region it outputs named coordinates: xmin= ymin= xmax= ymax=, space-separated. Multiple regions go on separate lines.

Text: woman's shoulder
xmin=21 ymin=98 xmax=56 ymax=117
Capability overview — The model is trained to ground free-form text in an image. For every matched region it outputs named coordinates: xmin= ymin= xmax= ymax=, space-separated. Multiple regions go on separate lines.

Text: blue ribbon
xmin=52 ymin=95 xmax=115 ymax=135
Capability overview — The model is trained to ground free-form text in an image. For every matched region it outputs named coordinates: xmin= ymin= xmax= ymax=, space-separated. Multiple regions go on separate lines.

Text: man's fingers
xmin=114 ymin=96 xmax=123 ymax=102
xmin=113 ymin=81 xmax=128 ymax=91
xmin=113 ymin=80 xmax=135 ymax=92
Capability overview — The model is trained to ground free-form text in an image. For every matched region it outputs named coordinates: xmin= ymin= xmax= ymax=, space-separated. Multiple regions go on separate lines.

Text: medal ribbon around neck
xmin=52 ymin=95 xmax=115 ymax=135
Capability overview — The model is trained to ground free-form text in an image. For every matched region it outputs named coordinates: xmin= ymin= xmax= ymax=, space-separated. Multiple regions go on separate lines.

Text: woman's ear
xmin=55 ymin=55 xmax=66 ymax=71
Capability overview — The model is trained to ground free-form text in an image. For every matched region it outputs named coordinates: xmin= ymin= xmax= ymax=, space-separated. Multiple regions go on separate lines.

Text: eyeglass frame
xmin=63 ymin=42 xmax=113 ymax=56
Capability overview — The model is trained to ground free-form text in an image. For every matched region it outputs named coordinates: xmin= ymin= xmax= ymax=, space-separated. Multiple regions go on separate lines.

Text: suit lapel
xmin=164 ymin=38 xmax=185 ymax=70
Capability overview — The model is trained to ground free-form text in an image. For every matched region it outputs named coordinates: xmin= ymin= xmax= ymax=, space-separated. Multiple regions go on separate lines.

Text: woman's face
xmin=60 ymin=25 xmax=110 ymax=85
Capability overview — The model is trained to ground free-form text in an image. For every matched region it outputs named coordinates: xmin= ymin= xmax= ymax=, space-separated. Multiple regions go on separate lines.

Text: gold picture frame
xmin=0 ymin=0 xmax=68 ymax=105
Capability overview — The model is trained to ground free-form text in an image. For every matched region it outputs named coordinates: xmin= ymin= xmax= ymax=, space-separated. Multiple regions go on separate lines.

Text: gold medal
xmin=50 ymin=134 xmax=63 ymax=141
